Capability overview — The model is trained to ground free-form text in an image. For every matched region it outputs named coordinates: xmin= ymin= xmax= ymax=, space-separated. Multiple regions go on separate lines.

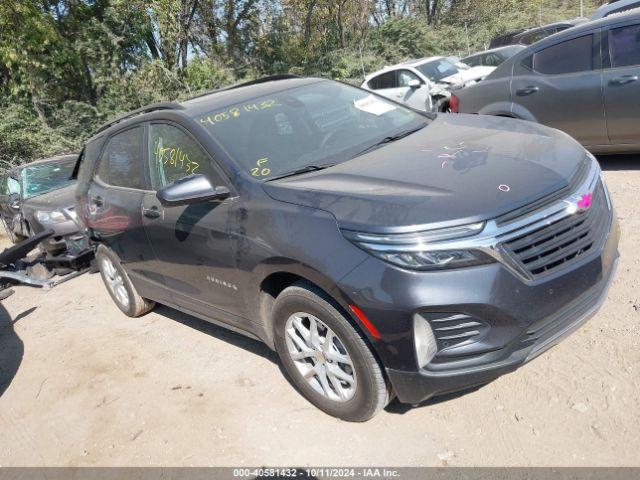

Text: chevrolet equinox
xmin=75 ymin=76 xmax=619 ymax=421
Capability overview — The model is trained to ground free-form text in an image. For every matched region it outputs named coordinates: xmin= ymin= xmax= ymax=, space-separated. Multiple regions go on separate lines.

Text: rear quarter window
xmin=367 ymin=71 xmax=396 ymax=90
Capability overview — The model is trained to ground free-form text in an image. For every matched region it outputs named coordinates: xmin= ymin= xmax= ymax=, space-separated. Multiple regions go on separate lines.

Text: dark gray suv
xmin=454 ymin=11 xmax=640 ymax=154
xmin=76 ymin=77 xmax=619 ymax=421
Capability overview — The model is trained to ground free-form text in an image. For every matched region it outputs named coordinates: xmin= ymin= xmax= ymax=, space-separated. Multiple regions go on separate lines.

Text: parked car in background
xmin=361 ymin=57 xmax=494 ymax=112
xmin=0 ymin=154 xmax=84 ymax=253
xmin=76 ymin=76 xmax=618 ymax=421
xmin=591 ymin=0 xmax=640 ymax=19
xmin=461 ymin=45 xmax=526 ymax=68
xmin=489 ymin=18 xmax=587 ymax=48
xmin=453 ymin=10 xmax=640 ymax=154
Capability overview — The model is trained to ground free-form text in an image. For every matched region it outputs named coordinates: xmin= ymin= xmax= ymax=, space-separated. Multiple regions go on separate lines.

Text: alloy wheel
xmin=101 ymin=257 xmax=130 ymax=309
xmin=284 ymin=312 xmax=357 ymax=402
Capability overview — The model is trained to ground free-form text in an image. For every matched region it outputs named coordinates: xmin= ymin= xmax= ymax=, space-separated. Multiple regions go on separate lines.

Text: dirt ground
xmin=0 ymin=156 xmax=638 ymax=467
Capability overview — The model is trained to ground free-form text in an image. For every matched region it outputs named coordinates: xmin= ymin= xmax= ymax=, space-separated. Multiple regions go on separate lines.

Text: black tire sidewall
xmin=96 ymin=246 xmax=139 ymax=317
xmin=273 ymin=288 xmax=385 ymax=421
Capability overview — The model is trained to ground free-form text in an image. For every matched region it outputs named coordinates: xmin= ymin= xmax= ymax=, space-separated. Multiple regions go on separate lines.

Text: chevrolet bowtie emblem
xmin=565 ymin=192 xmax=593 ymax=214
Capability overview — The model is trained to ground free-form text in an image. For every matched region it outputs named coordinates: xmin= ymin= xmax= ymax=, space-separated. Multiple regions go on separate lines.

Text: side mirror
xmin=408 ymin=79 xmax=421 ymax=89
xmin=156 ymin=174 xmax=231 ymax=207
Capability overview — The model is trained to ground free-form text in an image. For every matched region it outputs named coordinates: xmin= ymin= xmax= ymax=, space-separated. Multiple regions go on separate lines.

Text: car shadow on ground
xmin=597 ymin=154 xmax=640 ymax=171
xmin=153 ymin=305 xmax=308 ymax=395
xmin=384 ymin=384 xmax=486 ymax=415
xmin=0 ymin=301 xmax=30 ymax=398
xmin=154 ymin=305 xmax=277 ymax=363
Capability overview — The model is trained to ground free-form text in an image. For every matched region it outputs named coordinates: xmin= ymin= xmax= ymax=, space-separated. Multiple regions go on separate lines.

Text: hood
xmin=263 ymin=114 xmax=588 ymax=232
xmin=440 ymin=66 xmax=495 ymax=87
xmin=22 ymin=184 xmax=76 ymax=211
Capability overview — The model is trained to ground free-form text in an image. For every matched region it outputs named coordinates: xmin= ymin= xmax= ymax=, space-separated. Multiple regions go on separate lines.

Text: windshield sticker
xmin=154 ymin=138 xmax=199 ymax=175
xmin=251 ymin=157 xmax=271 ymax=177
xmin=353 ymin=95 xmax=396 ymax=116
xmin=200 ymin=99 xmax=282 ymax=126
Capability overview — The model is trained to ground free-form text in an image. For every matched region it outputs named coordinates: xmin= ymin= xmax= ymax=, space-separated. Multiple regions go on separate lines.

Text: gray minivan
xmin=453 ymin=11 xmax=640 ymax=154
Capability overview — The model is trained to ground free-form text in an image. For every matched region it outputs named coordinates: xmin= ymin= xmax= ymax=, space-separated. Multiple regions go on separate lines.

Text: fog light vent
xmin=413 ymin=314 xmax=437 ymax=368
xmin=421 ymin=313 xmax=489 ymax=353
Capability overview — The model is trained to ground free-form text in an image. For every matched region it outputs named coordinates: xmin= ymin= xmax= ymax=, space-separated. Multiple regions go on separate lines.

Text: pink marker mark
xmin=577 ymin=192 xmax=593 ymax=210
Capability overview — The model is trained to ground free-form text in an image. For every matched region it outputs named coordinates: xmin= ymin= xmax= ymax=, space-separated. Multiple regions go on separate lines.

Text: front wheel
xmin=273 ymin=282 xmax=389 ymax=421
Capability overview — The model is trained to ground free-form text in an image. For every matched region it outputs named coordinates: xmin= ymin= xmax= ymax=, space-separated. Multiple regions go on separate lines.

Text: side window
xmin=484 ymin=53 xmax=503 ymax=67
xmin=96 ymin=127 xmax=146 ymax=189
xmin=148 ymin=123 xmax=221 ymax=190
xmin=532 ymin=35 xmax=594 ymax=74
xmin=397 ymin=69 xmax=421 ymax=87
xmin=367 ymin=71 xmax=396 ymax=90
xmin=7 ymin=177 xmax=20 ymax=195
xmin=464 ymin=55 xmax=481 ymax=67
xmin=609 ymin=24 xmax=640 ymax=68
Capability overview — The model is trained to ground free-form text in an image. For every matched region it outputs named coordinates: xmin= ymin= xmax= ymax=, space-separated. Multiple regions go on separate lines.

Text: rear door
xmin=602 ymin=21 xmax=640 ymax=145
xmin=511 ymin=32 xmax=609 ymax=147
xmin=85 ymin=126 xmax=163 ymax=298
xmin=141 ymin=122 xmax=245 ymax=323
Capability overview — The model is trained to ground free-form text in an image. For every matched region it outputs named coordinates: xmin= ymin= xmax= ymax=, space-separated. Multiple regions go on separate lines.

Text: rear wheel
xmin=96 ymin=245 xmax=155 ymax=317
xmin=273 ymin=282 xmax=389 ymax=421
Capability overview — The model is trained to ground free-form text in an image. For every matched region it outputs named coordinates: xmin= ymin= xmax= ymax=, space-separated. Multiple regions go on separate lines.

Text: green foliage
xmin=0 ymin=105 xmax=75 ymax=171
xmin=0 ymin=0 xmax=608 ymax=174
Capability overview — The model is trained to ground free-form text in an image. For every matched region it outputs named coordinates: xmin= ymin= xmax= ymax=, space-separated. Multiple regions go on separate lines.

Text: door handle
xmin=91 ymin=196 xmax=103 ymax=207
xmin=610 ymin=75 xmax=638 ymax=85
xmin=142 ymin=206 xmax=161 ymax=219
xmin=516 ymin=86 xmax=539 ymax=96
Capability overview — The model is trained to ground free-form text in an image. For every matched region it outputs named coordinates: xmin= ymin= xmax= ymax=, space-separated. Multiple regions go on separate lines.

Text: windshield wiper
xmin=350 ymin=124 xmax=427 ymax=159
xmin=267 ymin=163 xmax=335 ymax=181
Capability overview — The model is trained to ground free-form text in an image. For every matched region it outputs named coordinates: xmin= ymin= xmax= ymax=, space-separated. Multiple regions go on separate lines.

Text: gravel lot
xmin=0 ymin=155 xmax=638 ymax=467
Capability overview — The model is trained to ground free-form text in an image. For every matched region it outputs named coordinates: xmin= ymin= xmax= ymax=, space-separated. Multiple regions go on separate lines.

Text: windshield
xmin=195 ymin=81 xmax=427 ymax=180
xmin=21 ymin=159 xmax=75 ymax=199
xmin=415 ymin=59 xmax=460 ymax=82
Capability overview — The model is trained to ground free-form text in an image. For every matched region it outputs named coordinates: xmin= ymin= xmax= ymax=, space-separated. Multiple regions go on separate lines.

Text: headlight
xmin=342 ymin=222 xmax=493 ymax=270
xmin=35 ymin=210 xmax=67 ymax=223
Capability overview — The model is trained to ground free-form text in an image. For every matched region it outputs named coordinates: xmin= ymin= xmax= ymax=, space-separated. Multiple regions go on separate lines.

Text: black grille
xmin=503 ymin=180 xmax=610 ymax=278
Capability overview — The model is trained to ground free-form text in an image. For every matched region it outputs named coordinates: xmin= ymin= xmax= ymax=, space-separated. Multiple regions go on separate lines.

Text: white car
xmin=361 ymin=56 xmax=495 ymax=112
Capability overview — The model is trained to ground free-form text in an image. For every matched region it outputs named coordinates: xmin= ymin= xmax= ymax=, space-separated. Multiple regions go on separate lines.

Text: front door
xmin=395 ymin=69 xmax=433 ymax=112
xmin=142 ymin=122 xmax=244 ymax=323
xmin=603 ymin=21 xmax=640 ymax=145
xmin=511 ymin=33 xmax=609 ymax=147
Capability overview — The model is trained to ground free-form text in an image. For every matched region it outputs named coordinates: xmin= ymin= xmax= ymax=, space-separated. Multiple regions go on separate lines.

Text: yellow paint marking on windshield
xmin=251 ymin=157 xmax=271 ymax=177
xmin=154 ymin=139 xmax=200 ymax=175
xmin=199 ymin=99 xmax=282 ymax=126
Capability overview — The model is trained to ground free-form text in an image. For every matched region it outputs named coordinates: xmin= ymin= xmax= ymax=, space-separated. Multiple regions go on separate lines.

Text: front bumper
xmin=338 ymin=215 xmax=620 ymax=405
xmin=30 ymin=216 xmax=82 ymax=254
xmin=387 ymin=252 xmax=618 ymax=404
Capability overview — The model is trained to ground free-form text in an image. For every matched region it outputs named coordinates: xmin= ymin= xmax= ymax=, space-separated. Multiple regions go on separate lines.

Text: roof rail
xmin=185 ymin=74 xmax=301 ymax=102
xmin=95 ymin=102 xmax=184 ymax=135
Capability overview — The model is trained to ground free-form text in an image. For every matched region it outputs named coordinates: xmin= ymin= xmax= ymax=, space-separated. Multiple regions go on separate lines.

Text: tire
xmin=272 ymin=281 xmax=389 ymax=422
xmin=96 ymin=245 xmax=155 ymax=317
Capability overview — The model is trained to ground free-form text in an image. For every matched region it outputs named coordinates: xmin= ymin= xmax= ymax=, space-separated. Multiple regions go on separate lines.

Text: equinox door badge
xmin=206 ymin=275 xmax=238 ymax=291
